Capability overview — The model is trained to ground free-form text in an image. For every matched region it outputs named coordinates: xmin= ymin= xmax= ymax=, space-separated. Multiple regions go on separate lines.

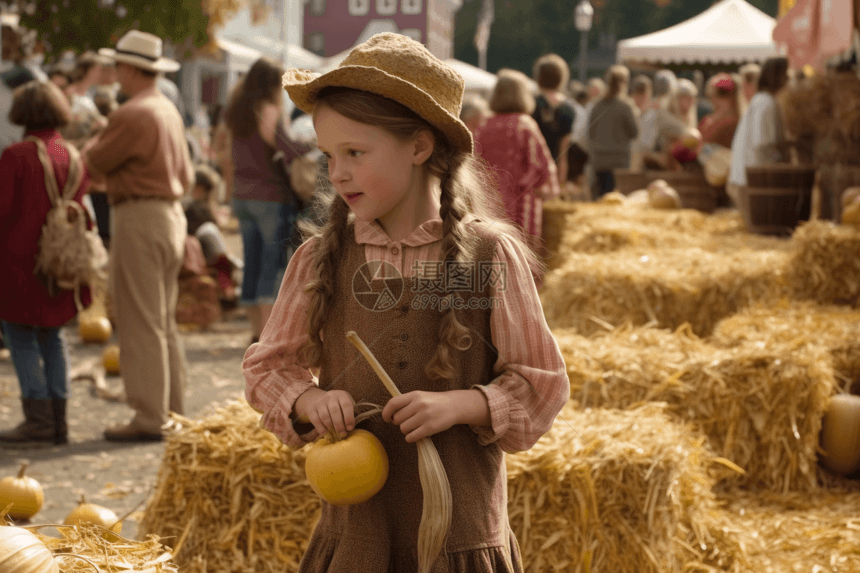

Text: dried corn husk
xmin=787 ymin=220 xmax=860 ymax=304
xmin=506 ymin=402 xmax=719 ymax=573
xmin=345 ymin=331 xmax=451 ymax=573
xmin=711 ymin=299 xmax=860 ymax=389
xmin=555 ymin=325 xmax=837 ymax=492
xmin=541 ymin=247 xmax=790 ymax=336
xmin=139 ymin=401 xmax=319 ymax=572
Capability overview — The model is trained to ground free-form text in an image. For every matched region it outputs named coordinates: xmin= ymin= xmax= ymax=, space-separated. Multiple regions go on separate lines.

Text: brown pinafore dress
xmin=297 ymin=225 xmax=524 ymax=573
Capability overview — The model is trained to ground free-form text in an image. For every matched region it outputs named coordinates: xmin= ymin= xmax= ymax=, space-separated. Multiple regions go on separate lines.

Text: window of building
xmin=401 ymin=0 xmax=422 ymax=15
xmin=377 ymin=0 xmax=397 ymax=16
xmin=309 ymin=0 xmax=326 ymax=16
xmin=349 ymin=0 xmax=370 ymax=16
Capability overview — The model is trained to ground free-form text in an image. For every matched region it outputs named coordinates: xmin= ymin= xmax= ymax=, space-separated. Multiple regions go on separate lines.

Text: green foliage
xmin=13 ymin=0 xmax=210 ymax=58
xmin=454 ymin=0 xmax=779 ymax=77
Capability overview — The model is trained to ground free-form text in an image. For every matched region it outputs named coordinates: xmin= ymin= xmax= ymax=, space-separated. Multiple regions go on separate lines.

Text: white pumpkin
xmin=0 ymin=526 xmax=59 ymax=573
xmin=820 ymin=394 xmax=860 ymax=475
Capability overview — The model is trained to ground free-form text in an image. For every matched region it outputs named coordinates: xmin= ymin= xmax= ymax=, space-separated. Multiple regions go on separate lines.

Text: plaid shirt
xmin=243 ymin=215 xmax=569 ymax=453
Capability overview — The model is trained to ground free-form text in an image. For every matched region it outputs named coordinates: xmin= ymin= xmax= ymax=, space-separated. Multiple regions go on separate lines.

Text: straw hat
xmin=283 ymin=33 xmax=473 ymax=154
xmin=99 ymin=30 xmax=180 ymax=73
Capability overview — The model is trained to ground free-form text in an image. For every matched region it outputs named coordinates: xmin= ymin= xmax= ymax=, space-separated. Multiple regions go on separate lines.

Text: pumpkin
xmin=79 ymin=315 xmax=112 ymax=343
xmin=841 ymin=186 xmax=860 ymax=208
xmin=102 ymin=345 xmax=120 ymax=374
xmin=648 ymin=185 xmax=682 ymax=210
xmin=64 ymin=495 xmax=122 ymax=537
xmin=820 ymin=394 xmax=860 ymax=475
xmin=0 ymin=526 xmax=59 ymax=573
xmin=0 ymin=463 xmax=44 ymax=520
xmin=305 ymin=428 xmax=389 ymax=506
xmin=841 ymin=196 xmax=860 ymax=226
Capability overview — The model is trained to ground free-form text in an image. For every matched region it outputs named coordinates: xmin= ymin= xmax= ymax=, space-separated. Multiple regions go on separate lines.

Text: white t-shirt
xmin=729 ymin=92 xmax=785 ymax=186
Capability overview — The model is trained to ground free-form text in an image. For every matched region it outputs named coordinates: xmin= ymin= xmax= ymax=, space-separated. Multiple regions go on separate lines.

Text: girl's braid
xmin=425 ymin=153 xmax=474 ymax=382
xmin=302 ymin=195 xmax=352 ymax=367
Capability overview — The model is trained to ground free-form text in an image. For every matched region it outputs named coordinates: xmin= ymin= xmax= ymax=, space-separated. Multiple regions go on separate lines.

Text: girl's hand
xmin=382 ymin=391 xmax=458 ymax=443
xmin=294 ymin=387 xmax=356 ymax=440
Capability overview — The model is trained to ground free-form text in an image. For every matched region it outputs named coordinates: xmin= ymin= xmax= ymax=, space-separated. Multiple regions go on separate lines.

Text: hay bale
xmin=711 ymin=300 xmax=860 ymax=391
xmin=541 ymin=247 xmax=790 ymax=336
xmin=788 ymin=220 xmax=860 ymax=305
xmin=506 ymin=402 xmax=717 ymax=573
xmin=690 ymin=490 xmax=860 ymax=572
xmin=139 ymin=401 xmax=319 ymax=573
xmin=26 ymin=523 xmax=178 ymax=572
xmin=555 ymin=326 xmax=837 ymax=492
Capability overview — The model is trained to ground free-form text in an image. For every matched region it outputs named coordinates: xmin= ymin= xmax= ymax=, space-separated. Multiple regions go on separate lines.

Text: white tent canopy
xmin=616 ymin=0 xmax=779 ymax=65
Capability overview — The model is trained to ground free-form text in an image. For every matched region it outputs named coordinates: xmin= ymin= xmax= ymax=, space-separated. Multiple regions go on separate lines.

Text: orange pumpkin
xmin=79 ymin=316 xmax=112 ymax=344
xmin=305 ymin=429 xmax=389 ymax=506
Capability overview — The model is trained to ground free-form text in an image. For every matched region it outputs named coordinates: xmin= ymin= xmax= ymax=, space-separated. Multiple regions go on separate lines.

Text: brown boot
xmin=0 ymin=399 xmax=55 ymax=443
xmin=52 ymin=398 xmax=68 ymax=445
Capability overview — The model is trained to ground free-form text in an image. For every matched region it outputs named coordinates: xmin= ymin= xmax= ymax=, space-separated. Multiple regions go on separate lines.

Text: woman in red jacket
xmin=0 ymin=80 xmax=90 ymax=445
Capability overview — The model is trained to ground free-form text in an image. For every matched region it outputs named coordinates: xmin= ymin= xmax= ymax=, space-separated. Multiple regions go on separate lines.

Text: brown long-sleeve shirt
xmin=85 ymin=86 xmax=193 ymax=204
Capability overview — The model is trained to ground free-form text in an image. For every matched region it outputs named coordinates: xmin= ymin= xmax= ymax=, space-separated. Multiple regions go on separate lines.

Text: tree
xmin=10 ymin=0 xmax=263 ymax=59
xmin=454 ymin=0 xmax=779 ymax=77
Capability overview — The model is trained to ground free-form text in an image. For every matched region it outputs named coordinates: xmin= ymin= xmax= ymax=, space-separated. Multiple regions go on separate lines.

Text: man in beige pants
xmin=86 ymin=31 xmax=194 ymax=441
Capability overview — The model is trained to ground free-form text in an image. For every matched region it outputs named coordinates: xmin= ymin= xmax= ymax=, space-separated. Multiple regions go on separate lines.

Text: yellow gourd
xmin=305 ymin=428 xmax=389 ymax=506
xmin=0 ymin=526 xmax=59 ymax=573
xmin=64 ymin=495 xmax=123 ymax=536
xmin=841 ymin=197 xmax=860 ymax=226
xmin=79 ymin=315 xmax=112 ymax=343
xmin=0 ymin=463 xmax=44 ymax=520
xmin=102 ymin=345 xmax=120 ymax=374
xmin=820 ymin=394 xmax=860 ymax=475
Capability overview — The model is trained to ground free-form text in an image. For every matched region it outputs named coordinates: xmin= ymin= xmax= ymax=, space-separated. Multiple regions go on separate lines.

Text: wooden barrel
xmin=645 ymin=168 xmax=719 ymax=213
xmin=746 ymin=163 xmax=817 ymax=190
xmin=613 ymin=169 xmax=650 ymax=195
xmin=737 ymin=185 xmax=812 ymax=236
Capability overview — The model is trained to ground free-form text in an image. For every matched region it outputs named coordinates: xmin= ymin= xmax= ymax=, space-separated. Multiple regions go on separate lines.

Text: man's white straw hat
xmin=99 ymin=30 xmax=180 ymax=73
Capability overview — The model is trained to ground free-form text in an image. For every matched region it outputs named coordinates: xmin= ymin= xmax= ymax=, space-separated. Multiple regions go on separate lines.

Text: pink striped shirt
xmin=242 ymin=215 xmax=569 ymax=453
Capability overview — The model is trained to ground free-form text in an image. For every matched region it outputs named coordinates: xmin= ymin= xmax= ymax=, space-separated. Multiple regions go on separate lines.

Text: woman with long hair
xmin=586 ymin=65 xmax=639 ymax=197
xmin=223 ymin=57 xmax=310 ymax=343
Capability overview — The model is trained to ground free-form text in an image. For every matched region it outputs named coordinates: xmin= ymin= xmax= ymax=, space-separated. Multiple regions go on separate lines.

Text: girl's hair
xmin=223 ymin=57 xmax=284 ymax=138
xmin=757 ymin=57 xmax=789 ymax=94
xmin=298 ymin=87 xmax=542 ymax=382
xmin=489 ymin=69 xmax=536 ymax=115
xmin=9 ymin=80 xmax=72 ymax=131
xmin=739 ymin=63 xmax=762 ymax=87
xmin=601 ymin=65 xmax=630 ymax=101
xmin=705 ymin=73 xmax=741 ymax=116
xmin=631 ymin=74 xmax=653 ymax=97
xmin=533 ymin=53 xmax=570 ymax=91
xmin=669 ymin=78 xmax=698 ymax=129
xmin=459 ymin=93 xmax=490 ymax=123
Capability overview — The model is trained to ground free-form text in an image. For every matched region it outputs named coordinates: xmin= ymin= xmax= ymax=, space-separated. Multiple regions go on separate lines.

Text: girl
xmin=243 ymin=33 xmax=569 ymax=572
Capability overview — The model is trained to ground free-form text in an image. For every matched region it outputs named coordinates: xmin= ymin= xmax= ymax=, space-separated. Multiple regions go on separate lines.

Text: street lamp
xmin=575 ymin=0 xmax=594 ymax=82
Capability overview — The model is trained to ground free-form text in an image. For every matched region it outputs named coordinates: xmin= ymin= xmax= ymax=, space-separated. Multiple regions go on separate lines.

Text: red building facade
xmin=303 ymin=0 xmax=459 ymax=60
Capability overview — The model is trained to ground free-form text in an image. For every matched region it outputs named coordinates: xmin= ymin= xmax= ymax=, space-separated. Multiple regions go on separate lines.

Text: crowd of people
xmin=0 ymin=24 xmax=309 ymax=445
xmin=460 ymin=52 xmax=795 ymax=227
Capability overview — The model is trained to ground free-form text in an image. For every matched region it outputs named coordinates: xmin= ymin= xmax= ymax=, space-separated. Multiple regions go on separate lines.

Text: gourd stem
xmin=17 ymin=462 xmax=28 ymax=479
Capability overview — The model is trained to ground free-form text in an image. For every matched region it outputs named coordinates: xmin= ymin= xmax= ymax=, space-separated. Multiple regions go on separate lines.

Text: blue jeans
xmin=2 ymin=321 xmax=69 ymax=400
xmin=232 ymin=199 xmax=298 ymax=305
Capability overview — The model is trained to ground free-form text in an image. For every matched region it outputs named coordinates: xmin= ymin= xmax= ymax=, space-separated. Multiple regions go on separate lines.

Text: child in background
xmin=243 ymin=34 xmax=569 ymax=572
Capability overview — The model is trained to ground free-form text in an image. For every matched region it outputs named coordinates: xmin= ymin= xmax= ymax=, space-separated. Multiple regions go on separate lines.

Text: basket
xmin=738 ymin=185 xmax=812 ymax=236
xmin=613 ymin=169 xmax=650 ymax=195
xmin=746 ymin=164 xmax=817 ymax=189
xmin=645 ymin=168 xmax=719 ymax=213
